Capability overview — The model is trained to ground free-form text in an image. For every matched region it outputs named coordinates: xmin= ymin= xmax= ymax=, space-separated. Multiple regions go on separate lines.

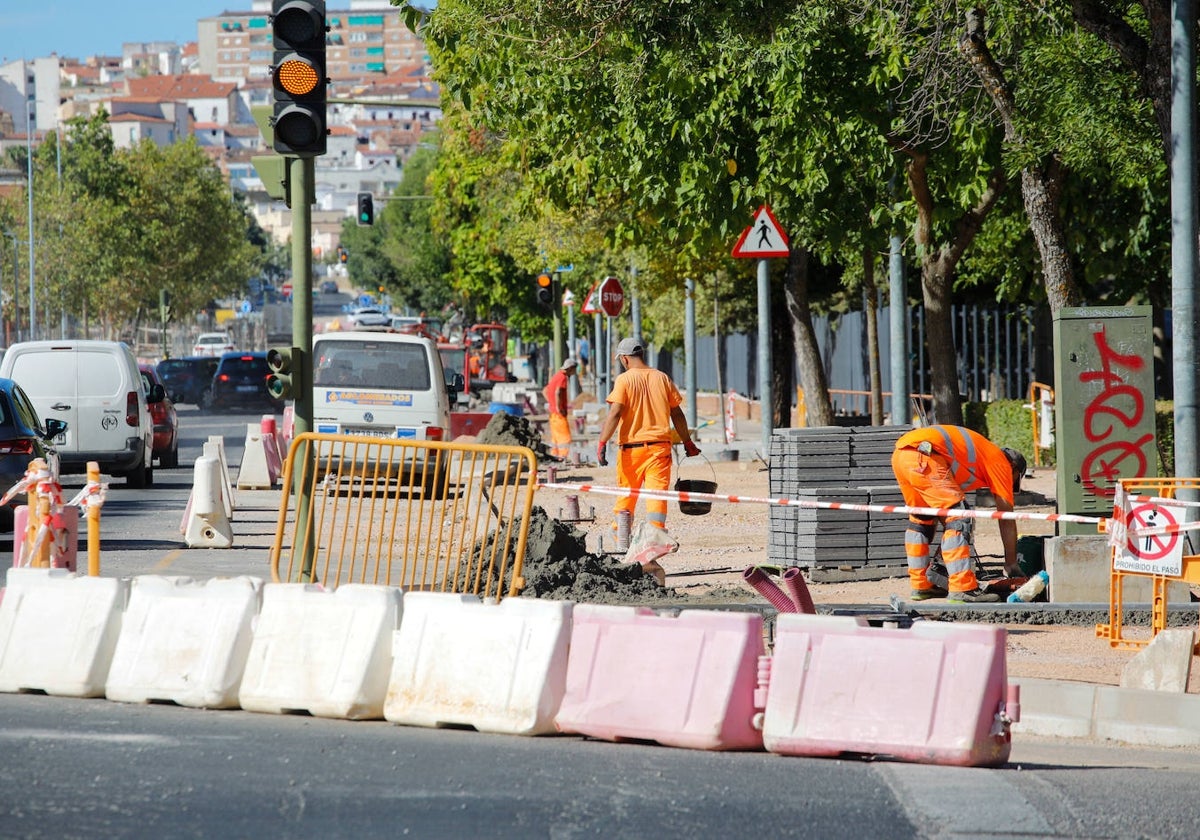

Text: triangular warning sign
xmin=732 ymin=205 xmax=790 ymax=258
xmin=580 ymin=283 xmax=600 ymax=314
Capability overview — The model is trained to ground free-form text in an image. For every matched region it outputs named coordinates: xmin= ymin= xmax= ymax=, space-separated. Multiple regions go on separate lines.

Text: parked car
xmin=0 ymin=340 xmax=154 ymax=487
xmin=211 ymin=351 xmax=283 ymax=412
xmin=0 ymin=377 xmax=67 ymax=530
xmin=139 ymin=364 xmax=179 ymax=468
xmin=192 ymin=332 xmax=236 ymax=357
xmin=156 ymin=356 xmax=219 ymax=407
xmin=347 ymin=306 xmax=390 ymax=328
xmin=320 ymin=280 xmax=339 ymax=294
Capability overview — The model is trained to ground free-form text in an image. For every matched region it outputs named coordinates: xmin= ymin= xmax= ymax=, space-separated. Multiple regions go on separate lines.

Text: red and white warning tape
xmin=537 ymin=481 xmax=1107 ymax=526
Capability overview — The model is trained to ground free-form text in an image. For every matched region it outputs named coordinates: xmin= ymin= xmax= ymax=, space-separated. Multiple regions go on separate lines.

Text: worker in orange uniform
xmin=543 ymin=357 xmax=577 ymax=459
xmin=891 ymin=425 xmax=1026 ymax=603
xmin=597 ymin=337 xmax=701 ymax=531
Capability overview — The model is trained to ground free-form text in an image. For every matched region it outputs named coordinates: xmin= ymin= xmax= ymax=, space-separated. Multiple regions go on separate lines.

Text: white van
xmin=0 ymin=340 xmax=156 ymax=486
xmin=312 ymin=331 xmax=458 ymax=441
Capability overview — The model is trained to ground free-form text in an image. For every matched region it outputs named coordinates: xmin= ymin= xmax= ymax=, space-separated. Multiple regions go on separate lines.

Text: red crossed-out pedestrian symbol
xmin=1126 ymin=503 xmax=1178 ymax=561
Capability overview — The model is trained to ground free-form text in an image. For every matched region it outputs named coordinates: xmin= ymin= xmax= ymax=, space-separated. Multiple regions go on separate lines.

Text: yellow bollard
xmin=86 ymin=461 xmax=101 ymax=576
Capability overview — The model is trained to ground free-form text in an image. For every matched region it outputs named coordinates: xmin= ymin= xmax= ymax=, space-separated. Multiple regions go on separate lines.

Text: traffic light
xmin=337 ymin=245 xmax=347 ymax=263
xmin=535 ymin=273 xmax=553 ymax=308
xmin=271 ymin=0 xmax=327 ymax=157
xmin=356 ymin=192 xmax=374 ymax=226
xmin=266 ymin=346 xmax=303 ymax=401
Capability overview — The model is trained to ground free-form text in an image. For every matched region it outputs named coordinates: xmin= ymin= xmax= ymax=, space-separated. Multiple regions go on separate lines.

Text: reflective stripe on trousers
xmin=614 ymin=443 xmax=672 ymax=529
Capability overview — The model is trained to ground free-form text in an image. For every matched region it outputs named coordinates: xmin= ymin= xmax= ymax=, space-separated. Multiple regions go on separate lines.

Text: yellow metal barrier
xmin=1096 ymin=477 xmax=1200 ymax=653
xmin=270 ymin=432 xmax=537 ymax=600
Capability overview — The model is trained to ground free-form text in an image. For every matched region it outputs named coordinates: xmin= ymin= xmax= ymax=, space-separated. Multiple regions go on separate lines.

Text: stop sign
xmin=598 ymin=275 xmax=624 ymax=317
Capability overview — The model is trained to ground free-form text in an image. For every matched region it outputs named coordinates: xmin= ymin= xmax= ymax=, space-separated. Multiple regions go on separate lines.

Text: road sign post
xmin=732 ymin=205 xmax=790 ymax=459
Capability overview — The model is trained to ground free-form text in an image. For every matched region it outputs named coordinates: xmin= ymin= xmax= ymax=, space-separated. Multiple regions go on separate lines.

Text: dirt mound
xmin=476 ymin=411 xmax=552 ymax=459
xmin=509 ymin=507 xmax=672 ymax=603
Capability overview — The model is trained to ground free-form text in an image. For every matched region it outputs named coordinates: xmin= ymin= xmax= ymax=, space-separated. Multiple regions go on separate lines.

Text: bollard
xmin=565 ymin=494 xmax=580 ymax=520
xmin=572 ymin=449 xmax=581 ymax=467
xmin=86 ymin=461 xmax=102 ymax=576
xmin=546 ymin=466 xmax=557 ymax=484
xmin=616 ymin=509 xmax=632 ymax=552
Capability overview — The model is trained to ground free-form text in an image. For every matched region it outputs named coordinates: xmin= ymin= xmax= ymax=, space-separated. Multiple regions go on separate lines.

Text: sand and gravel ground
xmin=534 ymin=452 xmax=1200 ymax=692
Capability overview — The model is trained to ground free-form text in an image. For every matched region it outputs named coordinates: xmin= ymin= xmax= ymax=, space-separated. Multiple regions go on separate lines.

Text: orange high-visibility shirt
xmin=895 ymin=425 xmax=1014 ymax=505
xmin=606 ymin=367 xmax=682 ymax=445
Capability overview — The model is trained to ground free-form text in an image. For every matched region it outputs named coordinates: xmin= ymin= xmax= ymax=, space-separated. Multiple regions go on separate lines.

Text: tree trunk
xmin=959 ymin=12 xmax=1083 ymax=313
xmin=783 ymin=247 xmax=834 ymax=426
xmin=906 ymin=149 xmax=1005 ymax=426
xmin=770 ymin=273 xmax=793 ymax=428
xmin=862 ymin=245 xmax=884 ymax=424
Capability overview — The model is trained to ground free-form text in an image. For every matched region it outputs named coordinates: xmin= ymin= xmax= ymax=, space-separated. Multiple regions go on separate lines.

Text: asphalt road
xmin=3 ymin=407 xmax=1200 ymax=838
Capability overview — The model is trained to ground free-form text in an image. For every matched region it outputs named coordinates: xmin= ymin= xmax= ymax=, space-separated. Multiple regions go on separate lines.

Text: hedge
xmin=962 ymin=399 xmax=1176 ymax=475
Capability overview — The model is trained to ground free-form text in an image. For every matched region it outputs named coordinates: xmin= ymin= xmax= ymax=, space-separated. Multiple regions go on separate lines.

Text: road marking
xmin=877 ymin=763 xmax=1053 ymax=836
xmin=154 ymin=549 xmax=182 ymax=571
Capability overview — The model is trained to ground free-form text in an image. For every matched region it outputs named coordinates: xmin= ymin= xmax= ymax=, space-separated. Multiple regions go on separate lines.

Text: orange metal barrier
xmin=269 ymin=433 xmax=537 ymax=600
xmin=1096 ymin=477 xmax=1200 ymax=653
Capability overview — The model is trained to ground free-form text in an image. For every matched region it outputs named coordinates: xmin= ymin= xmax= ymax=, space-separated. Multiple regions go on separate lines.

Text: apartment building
xmin=197 ymin=0 xmax=427 ymax=85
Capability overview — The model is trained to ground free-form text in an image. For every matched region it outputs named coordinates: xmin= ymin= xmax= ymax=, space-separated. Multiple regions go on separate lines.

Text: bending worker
xmin=891 ymin=425 xmax=1026 ymax=603
xmin=543 ymin=357 xmax=577 ymax=459
xmin=597 ymin=337 xmax=700 ymax=530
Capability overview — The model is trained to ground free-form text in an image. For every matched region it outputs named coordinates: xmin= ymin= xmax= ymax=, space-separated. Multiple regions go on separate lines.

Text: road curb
xmin=1013 ymin=677 xmax=1200 ymax=747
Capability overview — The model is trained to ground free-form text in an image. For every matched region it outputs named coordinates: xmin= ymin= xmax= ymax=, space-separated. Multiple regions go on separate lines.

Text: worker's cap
xmin=1001 ymin=447 xmax=1027 ymax=493
xmin=561 ymin=357 xmax=577 ymax=370
xmin=615 ymin=337 xmax=644 ymax=357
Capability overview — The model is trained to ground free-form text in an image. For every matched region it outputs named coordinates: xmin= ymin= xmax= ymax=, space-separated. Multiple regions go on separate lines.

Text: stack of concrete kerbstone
xmin=768 ymin=425 xmax=912 ymax=581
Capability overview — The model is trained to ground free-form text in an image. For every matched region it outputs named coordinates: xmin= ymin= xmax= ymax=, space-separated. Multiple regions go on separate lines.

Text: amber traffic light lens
xmin=277 ymin=59 xmax=319 ymax=96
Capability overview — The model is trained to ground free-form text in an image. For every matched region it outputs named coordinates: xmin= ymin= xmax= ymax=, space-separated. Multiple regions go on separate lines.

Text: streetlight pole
xmin=25 ymin=97 xmax=36 ymax=340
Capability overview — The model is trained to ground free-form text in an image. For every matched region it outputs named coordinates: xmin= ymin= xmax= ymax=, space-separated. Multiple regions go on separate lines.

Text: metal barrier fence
xmin=269 ymin=433 xmax=538 ymax=600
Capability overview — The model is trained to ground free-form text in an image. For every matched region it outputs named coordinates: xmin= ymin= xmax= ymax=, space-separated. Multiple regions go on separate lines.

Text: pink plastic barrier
xmin=555 ymin=604 xmax=765 ymax=751
xmin=261 ymin=416 xmax=282 ymax=483
xmin=13 ymin=505 xmax=79 ymax=571
xmin=762 ymin=614 xmax=1017 ymax=767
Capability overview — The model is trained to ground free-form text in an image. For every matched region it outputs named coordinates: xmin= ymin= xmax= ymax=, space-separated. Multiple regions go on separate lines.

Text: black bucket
xmin=675 ymin=478 xmax=717 ymax=515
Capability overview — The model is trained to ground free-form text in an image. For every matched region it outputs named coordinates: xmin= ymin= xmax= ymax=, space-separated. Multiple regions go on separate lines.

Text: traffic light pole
xmin=290 ymin=155 xmax=316 ymax=577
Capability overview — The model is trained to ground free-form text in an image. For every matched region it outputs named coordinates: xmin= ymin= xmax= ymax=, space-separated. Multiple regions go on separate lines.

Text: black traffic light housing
xmin=266 ymin=346 xmax=305 ymax=401
xmin=337 ymin=245 xmax=348 ymax=263
xmin=272 ymin=0 xmax=327 ymax=157
xmin=535 ymin=272 xmax=553 ymax=308
xmin=356 ymin=192 xmax=375 ymax=226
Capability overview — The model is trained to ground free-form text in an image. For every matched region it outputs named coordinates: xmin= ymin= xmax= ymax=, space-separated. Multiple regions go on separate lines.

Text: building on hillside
xmin=126 ymin=74 xmax=251 ymax=126
xmin=122 ymin=42 xmax=185 ymax=77
xmin=0 ymin=58 xmax=62 ymax=133
xmin=104 ymin=98 xmax=188 ymax=148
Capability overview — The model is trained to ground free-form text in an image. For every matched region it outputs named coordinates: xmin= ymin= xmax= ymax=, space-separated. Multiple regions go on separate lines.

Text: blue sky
xmin=1 ymin=2 xmax=248 ymax=63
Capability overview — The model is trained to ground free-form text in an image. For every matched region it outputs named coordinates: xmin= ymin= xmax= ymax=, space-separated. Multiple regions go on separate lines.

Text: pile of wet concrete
xmin=477 ymin=411 xmax=669 ymax=601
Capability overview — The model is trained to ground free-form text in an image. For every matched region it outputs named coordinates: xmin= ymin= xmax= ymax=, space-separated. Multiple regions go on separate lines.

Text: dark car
xmin=139 ymin=365 xmax=180 ymax=468
xmin=211 ymin=351 xmax=283 ymax=412
xmin=157 ymin=356 xmax=219 ymax=407
xmin=0 ymin=377 xmax=68 ymax=530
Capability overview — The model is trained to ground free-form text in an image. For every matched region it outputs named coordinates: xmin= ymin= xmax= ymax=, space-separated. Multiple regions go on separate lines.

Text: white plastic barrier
xmin=385 ymin=594 xmax=573 ymax=735
xmin=105 ymin=576 xmax=263 ymax=709
xmin=0 ymin=568 xmax=126 ymax=697
xmin=237 ymin=423 xmax=275 ymax=490
xmin=205 ymin=437 xmax=235 ymax=516
xmin=183 ymin=456 xmax=234 ymax=548
xmin=239 ymin=583 xmax=401 ymax=720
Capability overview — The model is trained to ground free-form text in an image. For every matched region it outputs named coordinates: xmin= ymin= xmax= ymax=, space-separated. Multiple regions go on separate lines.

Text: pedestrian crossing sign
xmin=731 ymin=204 xmax=790 ymax=258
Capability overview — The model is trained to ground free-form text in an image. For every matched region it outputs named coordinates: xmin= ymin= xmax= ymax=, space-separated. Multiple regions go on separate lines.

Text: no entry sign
xmin=1114 ymin=501 xmax=1186 ymax=577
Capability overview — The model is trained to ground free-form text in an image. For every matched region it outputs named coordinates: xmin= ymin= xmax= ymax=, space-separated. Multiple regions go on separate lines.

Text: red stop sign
xmin=598 ymin=275 xmax=624 ymax=317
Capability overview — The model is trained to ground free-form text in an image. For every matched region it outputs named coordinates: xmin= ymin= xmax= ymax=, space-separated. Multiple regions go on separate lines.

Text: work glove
xmin=597 ymin=440 xmax=609 ymax=467
xmin=683 ymin=440 xmax=701 ymax=458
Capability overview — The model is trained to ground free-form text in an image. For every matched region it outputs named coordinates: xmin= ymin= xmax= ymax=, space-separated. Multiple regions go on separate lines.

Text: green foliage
xmin=962 ymin=399 xmax=1050 ymax=466
xmin=1 ymin=110 xmax=259 ymax=336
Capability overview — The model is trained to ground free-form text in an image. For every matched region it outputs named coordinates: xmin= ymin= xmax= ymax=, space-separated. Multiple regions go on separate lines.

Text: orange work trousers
xmin=614 ymin=441 xmax=673 ymax=529
xmin=548 ymin=413 xmax=571 ymax=458
xmin=891 ymin=446 xmax=980 ymax=593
